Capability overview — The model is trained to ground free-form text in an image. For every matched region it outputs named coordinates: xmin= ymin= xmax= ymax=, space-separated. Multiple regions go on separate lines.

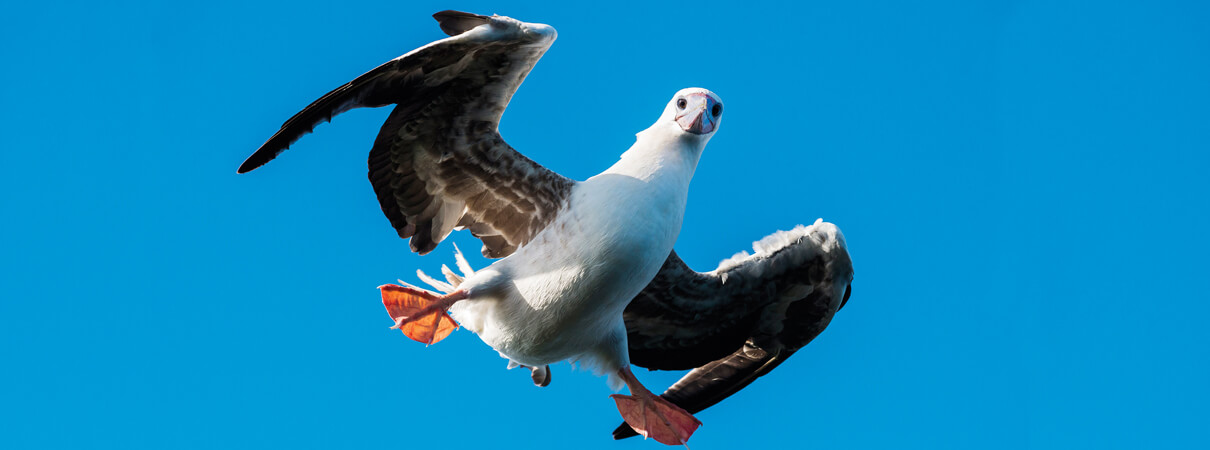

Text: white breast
xmin=449 ymin=138 xmax=699 ymax=370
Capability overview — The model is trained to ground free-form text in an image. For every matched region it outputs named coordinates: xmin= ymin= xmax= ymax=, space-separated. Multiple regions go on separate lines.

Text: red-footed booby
xmin=239 ymin=10 xmax=854 ymax=446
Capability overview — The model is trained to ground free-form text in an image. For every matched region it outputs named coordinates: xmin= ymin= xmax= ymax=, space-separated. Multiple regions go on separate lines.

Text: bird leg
xmin=379 ymin=285 xmax=467 ymax=345
xmin=610 ymin=365 xmax=701 ymax=446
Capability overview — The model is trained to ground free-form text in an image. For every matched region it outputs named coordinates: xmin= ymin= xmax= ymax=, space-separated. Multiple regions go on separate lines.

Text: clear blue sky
xmin=2 ymin=1 xmax=1207 ymax=448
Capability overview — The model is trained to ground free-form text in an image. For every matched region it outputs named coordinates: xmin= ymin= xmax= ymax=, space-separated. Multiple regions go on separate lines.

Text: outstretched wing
xmin=614 ymin=220 xmax=854 ymax=439
xmin=239 ymin=11 xmax=572 ymax=257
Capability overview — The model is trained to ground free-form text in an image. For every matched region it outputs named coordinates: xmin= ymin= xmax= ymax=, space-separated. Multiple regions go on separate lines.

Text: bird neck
xmin=607 ymin=126 xmax=704 ymax=185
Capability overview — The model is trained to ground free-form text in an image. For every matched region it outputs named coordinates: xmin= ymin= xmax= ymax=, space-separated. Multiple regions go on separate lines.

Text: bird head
xmin=660 ymin=88 xmax=723 ymax=141
xmin=628 ymin=88 xmax=724 ymax=164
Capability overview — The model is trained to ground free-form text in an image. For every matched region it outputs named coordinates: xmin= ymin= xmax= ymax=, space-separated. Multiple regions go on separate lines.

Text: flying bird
xmin=239 ymin=10 xmax=853 ymax=446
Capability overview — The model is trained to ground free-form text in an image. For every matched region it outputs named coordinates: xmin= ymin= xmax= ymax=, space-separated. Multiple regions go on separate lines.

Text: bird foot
xmin=530 ymin=365 xmax=551 ymax=387
xmin=379 ymin=285 xmax=465 ymax=345
xmin=611 ymin=392 xmax=701 ymax=446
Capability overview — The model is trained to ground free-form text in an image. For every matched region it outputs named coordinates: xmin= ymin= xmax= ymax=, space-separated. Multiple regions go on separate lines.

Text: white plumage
xmin=445 ymin=90 xmax=718 ymax=387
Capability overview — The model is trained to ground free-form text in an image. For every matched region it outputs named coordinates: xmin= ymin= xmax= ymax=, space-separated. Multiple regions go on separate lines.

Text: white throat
xmin=607 ymin=120 xmax=708 ymax=184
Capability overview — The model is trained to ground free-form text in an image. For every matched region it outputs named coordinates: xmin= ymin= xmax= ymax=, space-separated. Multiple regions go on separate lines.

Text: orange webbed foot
xmin=379 ymin=284 xmax=463 ymax=345
xmin=611 ymin=393 xmax=701 ymax=446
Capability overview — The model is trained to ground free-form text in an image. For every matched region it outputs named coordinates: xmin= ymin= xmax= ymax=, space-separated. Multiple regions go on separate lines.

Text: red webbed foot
xmin=379 ymin=285 xmax=466 ymax=345
xmin=611 ymin=366 xmax=701 ymax=446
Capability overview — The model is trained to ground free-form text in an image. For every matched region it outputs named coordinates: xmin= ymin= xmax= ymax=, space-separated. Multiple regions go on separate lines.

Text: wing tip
xmin=237 ymin=152 xmax=272 ymax=174
xmin=432 ymin=10 xmax=491 ymax=36
xmin=236 ymin=159 xmax=260 ymax=174
xmin=239 ymin=138 xmax=291 ymax=174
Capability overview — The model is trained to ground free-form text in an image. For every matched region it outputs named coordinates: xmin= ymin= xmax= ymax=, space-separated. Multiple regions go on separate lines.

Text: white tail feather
xmin=414 ymin=244 xmax=479 ymax=294
xmin=416 ymin=269 xmax=454 ymax=293
xmin=453 ymin=243 xmax=475 ymax=278
xmin=440 ymin=264 xmax=463 ymax=286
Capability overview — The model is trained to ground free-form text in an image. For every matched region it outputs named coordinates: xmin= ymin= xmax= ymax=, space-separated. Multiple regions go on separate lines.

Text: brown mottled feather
xmin=240 ymin=12 xmax=572 ymax=257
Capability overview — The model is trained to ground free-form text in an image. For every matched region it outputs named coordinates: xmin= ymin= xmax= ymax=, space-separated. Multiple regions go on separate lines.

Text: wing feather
xmin=615 ymin=220 xmax=854 ymax=439
xmin=240 ymin=12 xmax=571 ymax=257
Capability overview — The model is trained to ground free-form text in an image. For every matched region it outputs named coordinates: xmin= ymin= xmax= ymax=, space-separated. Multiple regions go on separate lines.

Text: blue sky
xmin=2 ymin=0 xmax=1208 ymax=448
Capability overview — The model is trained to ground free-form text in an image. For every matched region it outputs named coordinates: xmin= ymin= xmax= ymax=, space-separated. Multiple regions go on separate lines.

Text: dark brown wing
xmin=615 ymin=221 xmax=854 ymax=439
xmin=240 ymin=12 xmax=572 ymax=257
xmin=622 ymin=252 xmax=762 ymax=370
xmin=657 ymin=341 xmax=793 ymax=414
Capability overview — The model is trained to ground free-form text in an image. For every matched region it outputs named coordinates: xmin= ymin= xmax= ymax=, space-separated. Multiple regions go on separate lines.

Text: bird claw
xmin=388 ymin=315 xmax=413 ymax=330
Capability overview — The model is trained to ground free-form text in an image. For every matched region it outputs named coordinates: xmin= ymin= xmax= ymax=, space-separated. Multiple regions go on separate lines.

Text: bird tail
xmin=406 ymin=243 xmax=477 ymax=294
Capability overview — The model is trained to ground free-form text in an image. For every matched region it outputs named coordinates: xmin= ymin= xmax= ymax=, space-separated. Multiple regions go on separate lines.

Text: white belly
xmin=448 ymin=172 xmax=689 ymax=371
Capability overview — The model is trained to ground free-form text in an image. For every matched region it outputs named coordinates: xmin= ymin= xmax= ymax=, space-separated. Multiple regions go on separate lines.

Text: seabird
xmin=239 ymin=10 xmax=854 ymax=446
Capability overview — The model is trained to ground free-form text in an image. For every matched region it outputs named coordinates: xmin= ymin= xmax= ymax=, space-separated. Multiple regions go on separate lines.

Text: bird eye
xmin=712 ymin=104 xmax=723 ymax=117
xmin=676 ymin=98 xmax=687 ymax=109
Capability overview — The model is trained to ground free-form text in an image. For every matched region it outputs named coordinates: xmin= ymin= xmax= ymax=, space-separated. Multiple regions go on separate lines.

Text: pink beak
xmin=675 ymin=93 xmax=718 ymax=135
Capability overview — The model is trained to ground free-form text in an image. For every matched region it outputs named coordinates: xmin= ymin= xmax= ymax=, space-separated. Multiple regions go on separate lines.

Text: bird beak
xmin=675 ymin=93 xmax=717 ymax=135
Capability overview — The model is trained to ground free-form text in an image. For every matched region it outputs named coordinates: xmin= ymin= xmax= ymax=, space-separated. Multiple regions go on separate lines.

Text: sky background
xmin=2 ymin=0 xmax=1208 ymax=448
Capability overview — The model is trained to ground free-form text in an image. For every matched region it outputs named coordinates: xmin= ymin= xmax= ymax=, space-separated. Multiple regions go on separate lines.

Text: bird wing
xmin=614 ymin=220 xmax=854 ymax=439
xmin=239 ymin=11 xmax=572 ymax=257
